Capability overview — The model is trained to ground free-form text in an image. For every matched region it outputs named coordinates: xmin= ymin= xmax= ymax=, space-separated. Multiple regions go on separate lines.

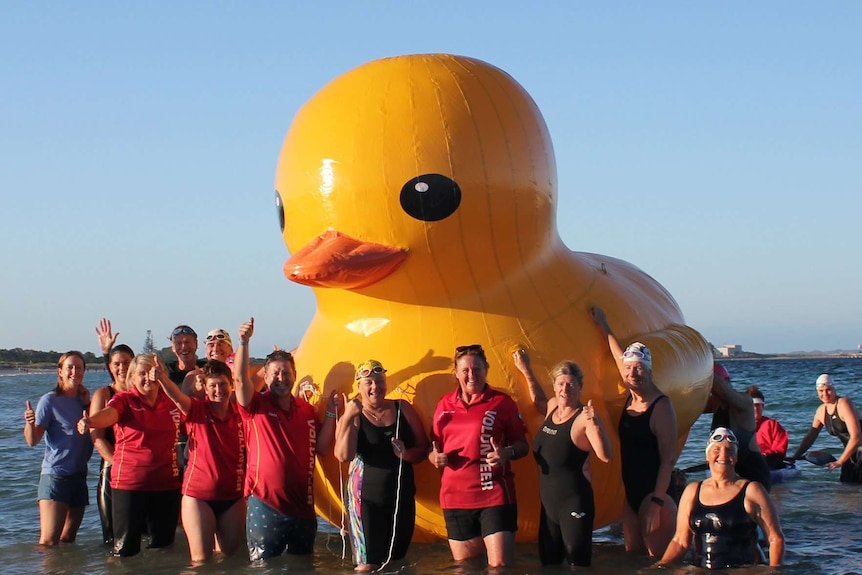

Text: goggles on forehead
xmin=205 ymin=333 xmax=229 ymax=342
xmin=357 ymin=365 xmax=385 ymax=379
xmin=622 ymin=349 xmax=648 ymax=360
xmin=455 ymin=344 xmax=484 ymax=354
xmin=707 ymin=429 xmax=738 ymax=445
xmin=170 ymin=326 xmax=197 ymax=340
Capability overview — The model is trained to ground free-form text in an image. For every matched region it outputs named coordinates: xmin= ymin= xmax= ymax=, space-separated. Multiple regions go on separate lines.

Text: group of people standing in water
xmin=21 ymin=309 xmax=862 ymax=570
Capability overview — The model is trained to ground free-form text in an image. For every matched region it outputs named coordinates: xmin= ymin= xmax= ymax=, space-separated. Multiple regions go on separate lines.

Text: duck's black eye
xmin=275 ymin=191 xmax=285 ymax=233
xmin=399 ymin=174 xmax=461 ymax=222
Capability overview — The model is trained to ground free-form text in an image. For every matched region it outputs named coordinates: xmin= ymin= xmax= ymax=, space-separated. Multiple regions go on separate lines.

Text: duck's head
xmin=275 ymin=54 xmax=559 ymax=302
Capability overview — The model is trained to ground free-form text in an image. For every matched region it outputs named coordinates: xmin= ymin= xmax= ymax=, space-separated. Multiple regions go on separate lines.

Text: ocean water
xmin=2 ymin=357 xmax=861 ymax=575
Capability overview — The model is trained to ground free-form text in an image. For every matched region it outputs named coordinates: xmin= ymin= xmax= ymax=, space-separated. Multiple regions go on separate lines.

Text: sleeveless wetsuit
xmin=824 ymin=401 xmax=862 ymax=484
xmin=97 ymin=385 xmax=117 ymax=545
xmin=347 ymin=401 xmax=416 ymax=567
xmin=532 ymin=407 xmax=595 ymax=566
xmin=711 ymin=408 xmax=772 ymax=491
xmin=619 ymin=395 xmax=668 ymax=511
xmin=690 ymin=481 xmax=760 ymax=569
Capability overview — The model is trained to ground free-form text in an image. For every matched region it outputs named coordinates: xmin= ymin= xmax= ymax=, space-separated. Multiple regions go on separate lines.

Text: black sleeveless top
xmin=103 ymin=385 xmax=118 ymax=445
xmin=356 ymin=400 xmax=416 ymax=505
xmin=690 ymin=481 xmax=758 ymax=569
xmin=824 ymin=400 xmax=861 ymax=447
xmin=619 ymin=395 xmax=667 ymax=510
xmin=532 ymin=407 xmax=592 ymax=508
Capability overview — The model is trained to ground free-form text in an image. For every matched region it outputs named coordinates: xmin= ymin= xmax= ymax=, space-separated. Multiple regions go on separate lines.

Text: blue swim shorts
xmin=37 ymin=473 xmax=89 ymax=506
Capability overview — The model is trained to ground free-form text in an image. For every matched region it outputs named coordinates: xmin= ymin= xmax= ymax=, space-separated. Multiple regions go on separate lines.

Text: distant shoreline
xmin=720 ymin=353 xmax=862 ymax=361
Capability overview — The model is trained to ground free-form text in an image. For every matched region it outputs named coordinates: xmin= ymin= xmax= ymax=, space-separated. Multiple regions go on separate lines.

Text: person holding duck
xmin=513 ymin=350 xmax=612 ymax=567
xmin=791 ymin=374 xmax=862 ymax=483
xmin=590 ymin=306 xmax=677 ymax=558
xmin=706 ymin=363 xmax=772 ymax=490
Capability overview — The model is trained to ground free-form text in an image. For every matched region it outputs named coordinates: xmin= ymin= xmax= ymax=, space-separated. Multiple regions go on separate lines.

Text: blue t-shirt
xmin=35 ymin=392 xmax=94 ymax=476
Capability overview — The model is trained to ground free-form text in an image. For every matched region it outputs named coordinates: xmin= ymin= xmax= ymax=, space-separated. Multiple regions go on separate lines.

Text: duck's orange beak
xmin=284 ymin=230 xmax=407 ymax=289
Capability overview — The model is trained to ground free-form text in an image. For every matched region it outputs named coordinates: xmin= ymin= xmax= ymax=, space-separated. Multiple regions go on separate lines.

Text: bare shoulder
xmin=91 ymin=385 xmax=111 ymax=408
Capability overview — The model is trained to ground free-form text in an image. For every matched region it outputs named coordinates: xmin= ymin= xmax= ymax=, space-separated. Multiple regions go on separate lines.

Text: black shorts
xmin=443 ymin=504 xmax=517 ymax=541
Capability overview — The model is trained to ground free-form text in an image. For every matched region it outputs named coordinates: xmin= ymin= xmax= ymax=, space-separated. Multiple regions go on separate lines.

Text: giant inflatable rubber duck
xmin=273 ymin=53 xmax=713 ymax=541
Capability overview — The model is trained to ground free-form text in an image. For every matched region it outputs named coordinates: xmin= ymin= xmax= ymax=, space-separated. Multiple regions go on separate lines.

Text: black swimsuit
xmin=619 ymin=395 xmax=668 ymax=511
xmin=824 ymin=401 xmax=862 ymax=484
xmin=690 ymin=481 xmax=760 ymax=569
xmin=532 ymin=407 xmax=595 ymax=566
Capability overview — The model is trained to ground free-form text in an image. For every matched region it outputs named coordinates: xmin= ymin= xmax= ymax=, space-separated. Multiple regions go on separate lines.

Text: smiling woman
xmin=78 ymin=353 xmax=182 ymax=557
xmin=658 ymin=428 xmax=784 ymax=570
xmin=22 ymin=351 xmax=94 ymax=547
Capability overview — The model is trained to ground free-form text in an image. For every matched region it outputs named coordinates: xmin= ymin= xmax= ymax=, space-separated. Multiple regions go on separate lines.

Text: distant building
xmin=717 ymin=344 xmax=743 ymax=357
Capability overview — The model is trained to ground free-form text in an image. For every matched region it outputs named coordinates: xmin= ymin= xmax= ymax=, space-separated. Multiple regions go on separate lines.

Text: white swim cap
xmin=815 ymin=374 xmax=835 ymax=390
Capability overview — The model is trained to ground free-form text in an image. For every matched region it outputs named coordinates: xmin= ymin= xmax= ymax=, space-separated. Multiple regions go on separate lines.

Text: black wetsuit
xmin=347 ymin=401 xmax=416 ymax=567
xmin=824 ymin=401 xmax=862 ymax=484
xmin=532 ymin=407 xmax=595 ymax=566
xmin=711 ymin=408 xmax=772 ymax=491
xmin=619 ymin=395 xmax=668 ymax=511
xmin=96 ymin=385 xmax=117 ymax=545
xmin=690 ymin=481 xmax=760 ymax=569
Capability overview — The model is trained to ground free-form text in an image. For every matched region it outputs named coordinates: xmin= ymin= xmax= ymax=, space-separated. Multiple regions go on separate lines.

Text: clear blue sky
xmin=1 ymin=2 xmax=859 ymax=357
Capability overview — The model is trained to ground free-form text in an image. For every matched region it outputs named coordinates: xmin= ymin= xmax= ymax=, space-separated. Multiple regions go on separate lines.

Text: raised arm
xmin=711 ymin=375 xmax=756 ymax=428
xmin=95 ymin=318 xmax=119 ymax=357
xmin=589 ymin=306 xmax=626 ymax=378
xmin=512 ymin=349 xmax=549 ymax=416
xmin=576 ymin=400 xmax=612 ymax=463
xmin=316 ymin=390 xmax=340 ymax=457
xmin=156 ymin=357 xmax=192 ymax=416
xmin=334 ymin=394 xmax=362 ymax=462
xmin=233 ymin=318 xmax=255 ymax=408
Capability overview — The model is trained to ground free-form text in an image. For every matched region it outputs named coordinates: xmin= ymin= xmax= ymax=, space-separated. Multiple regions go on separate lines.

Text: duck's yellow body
xmin=274 ymin=53 xmax=712 ymax=541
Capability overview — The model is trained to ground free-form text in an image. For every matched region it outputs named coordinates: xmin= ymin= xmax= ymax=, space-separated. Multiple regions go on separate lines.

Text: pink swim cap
xmin=713 ymin=363 xmax=731 ymax=380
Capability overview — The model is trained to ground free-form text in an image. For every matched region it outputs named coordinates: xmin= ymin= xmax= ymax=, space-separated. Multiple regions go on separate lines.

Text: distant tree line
xmin=0 ymin=347 xmax=176 ymax=369
xmin=0 ymin=348 xmax=104 ymax=369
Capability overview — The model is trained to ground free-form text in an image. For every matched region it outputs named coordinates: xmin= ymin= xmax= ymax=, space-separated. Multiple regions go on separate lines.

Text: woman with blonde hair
xmin=513 ymin=351 xmax=612 ymax=566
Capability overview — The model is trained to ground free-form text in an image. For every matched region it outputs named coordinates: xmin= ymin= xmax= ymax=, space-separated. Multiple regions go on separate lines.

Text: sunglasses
xmin=455 ymin=344 xmax=484 ymax=354
xmin=708 ymin=431 xmax=738 ymax=445
xmin=170 ymin=326 xmax=197 ymax=339
xmin=356 ymin=365 xmax=385 ymax=379
xmin=205 ymin=333 xmax=229 ymax=342
xmin=622 ymin=349 xmax=648 ymax=360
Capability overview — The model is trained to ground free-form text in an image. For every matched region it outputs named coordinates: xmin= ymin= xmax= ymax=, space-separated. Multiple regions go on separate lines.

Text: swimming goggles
xmin=707 ymin=429 xmax=738 ymax=445
xmin=205 ymin=332 xmax=229 ymax=342
xmin=622 ymin=349 xmax=648 ymax=360
xmin=357 ymin=365 xmax=385 ymax=378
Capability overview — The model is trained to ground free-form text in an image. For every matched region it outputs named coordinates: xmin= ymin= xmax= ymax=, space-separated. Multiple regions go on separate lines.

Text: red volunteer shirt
xmin=108 ymin=389 xmax=181 ymax=491
xmin=238 ymin=392 xmax=321 ymax=518
xmin=431 ymin=386 xmax=526 ymax=509
xmin=182 ymin=398 xmax=245 ymax=500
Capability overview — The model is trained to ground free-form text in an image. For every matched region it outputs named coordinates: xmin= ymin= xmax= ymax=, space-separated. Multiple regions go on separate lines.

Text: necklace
xmin=553 ymin=404 xmax=582 ymax=424
xmin=363 ymin=405 xmax=388 ymax=422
